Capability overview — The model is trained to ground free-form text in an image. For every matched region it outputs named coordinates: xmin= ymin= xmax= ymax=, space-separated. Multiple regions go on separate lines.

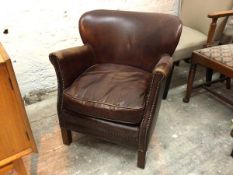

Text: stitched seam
xmin=138 ymin=76 xmax=155 ymax=150
xmin=63 ymin=108 xmax=140 ymax=125
xmin=64 ymin=92 xmax=145 ymax=111
xmin=138 ymin=75 xmax=165 ymax=151
xmin=140 ymin=76 xmax=155 ymax=129
xmin=65 ymin=120 xmax=137 ymax=141
xmin=56 ymin=58 xmax=65 ymax=111
xmin=144 ymin=76 xmax=164 ymax=147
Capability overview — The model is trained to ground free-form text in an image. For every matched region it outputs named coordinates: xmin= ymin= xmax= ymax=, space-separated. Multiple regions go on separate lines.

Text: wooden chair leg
xmin=13 ymin=158 xmax=27 ymax=175
xmin=163 ymin=64 xmax=175 ymax=99
xmin=61 ymin=128 xmax=72 ymax=145
xmin=206 ymin=68 xmax=213 ymax=86
xmin=175 ymin=61 xmax=180 ymax=66
xmin=184 ymin=58 xmax=190 ymax=63
xmin=231 ymin=129 xmax=233 ymax=157
xmin=183 ymin=63 xmax=197 ymax=103
xmin=226 ymin=78 xmax=231 ymax=89
xmin=137 ymin=150 xmax=146 ymax=169
xmin=220 ymin=74 xmax=225 ymax=83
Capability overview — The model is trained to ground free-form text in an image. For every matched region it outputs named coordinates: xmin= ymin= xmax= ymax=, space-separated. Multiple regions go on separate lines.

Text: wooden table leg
xmin=13 ymin=158 xmax=27 ymax=175
xmin=226 ymin=77 xmax=231 ymax=89
xmin=183 ymin=63 xmax=197 ymax=103
xmin=0 ymin=163 xmax=14 ymax=174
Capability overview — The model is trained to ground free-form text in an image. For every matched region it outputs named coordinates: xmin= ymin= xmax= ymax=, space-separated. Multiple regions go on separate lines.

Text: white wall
xmin=0 ymin=0 xmax=179 ymax=99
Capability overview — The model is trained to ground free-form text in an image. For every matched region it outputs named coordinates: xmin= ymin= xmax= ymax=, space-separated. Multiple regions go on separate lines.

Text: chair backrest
xmin=180 ymin=0 xmax=233 ymax=36
xmin=79 ymin=10 xmax=182 ymax=72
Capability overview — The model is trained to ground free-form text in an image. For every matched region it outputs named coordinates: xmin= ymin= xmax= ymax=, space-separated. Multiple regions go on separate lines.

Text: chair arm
xmin=152 ymin=54 xmax=173 ymax=77
xmin=49 ymin=45 xmax=95 ymax=89
xmin=138 ymin=54 xmax=173 ymax=152
xmin=206 ymin=10 xmax=233 ymax=46
xmin=208 ymin=10 xmax=233 ymax=19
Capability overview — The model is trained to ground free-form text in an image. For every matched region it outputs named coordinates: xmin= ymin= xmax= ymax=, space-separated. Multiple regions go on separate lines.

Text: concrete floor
xmin=17 ymin=62 xmax=233 ymax=175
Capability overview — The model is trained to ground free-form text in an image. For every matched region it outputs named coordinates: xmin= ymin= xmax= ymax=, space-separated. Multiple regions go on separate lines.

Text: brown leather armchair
xmin=49 ymin=10 xmax=182 ymax=168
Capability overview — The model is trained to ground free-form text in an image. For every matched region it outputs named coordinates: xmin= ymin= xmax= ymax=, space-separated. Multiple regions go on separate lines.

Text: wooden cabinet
xmin=0 ymin=43 xmax=37 ymax=175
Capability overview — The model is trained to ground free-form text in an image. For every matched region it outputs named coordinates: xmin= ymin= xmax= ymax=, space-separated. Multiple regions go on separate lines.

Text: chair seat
xmin=173 ymin=26 xmax=207 ymax=61
xmin=196 ymin=44 xmax=233 ymax=68
xmin=63 ymin=63 xmax=151 ymax=125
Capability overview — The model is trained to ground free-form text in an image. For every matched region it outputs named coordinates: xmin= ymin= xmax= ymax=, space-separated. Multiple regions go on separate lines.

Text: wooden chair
xmin=183 ymin=44 xmax=233 ymax=104
xmin=163 ymin=0 xmax=233 ymax=99
xmin=183 ymin=9 xmax=233 ymax=104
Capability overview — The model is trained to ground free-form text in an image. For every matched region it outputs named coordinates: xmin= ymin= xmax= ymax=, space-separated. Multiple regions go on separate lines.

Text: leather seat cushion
xmin=173 ymin=26 xmax=207 ymax=61
xmin=63 ymin=63 xmax=151 ymax=125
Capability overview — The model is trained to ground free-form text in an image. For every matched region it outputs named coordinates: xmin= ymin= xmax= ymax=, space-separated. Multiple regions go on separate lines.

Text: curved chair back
xmin=79 ymin=10 xmax=182 ymax=71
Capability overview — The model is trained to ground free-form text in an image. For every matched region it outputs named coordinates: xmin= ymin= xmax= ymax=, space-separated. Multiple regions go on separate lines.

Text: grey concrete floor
xmin=21 ymin=62 xmax=233 ymax=175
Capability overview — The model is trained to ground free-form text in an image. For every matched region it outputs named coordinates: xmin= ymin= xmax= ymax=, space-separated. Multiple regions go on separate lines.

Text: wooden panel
xmin=0 ymin=148 xmax=32 ymax=167
xmin=0 ymin=64 xmax=30 ymax=160
xmin=0 ymin=43 xmax=37 ymax=153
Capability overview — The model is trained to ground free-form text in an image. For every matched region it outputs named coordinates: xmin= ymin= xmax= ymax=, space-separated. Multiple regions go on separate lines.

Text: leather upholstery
xmin=49 ymin=10 xmax=182 ymax=168
xmin=49 ymin=45 xmax=95 ymax=89
xmin=62 ymin=110 xmax=139 ymax=146
xmin=79 ymin=10 xmax=182 ymax=72
xmin=63 ymin=64 xmax=151 ymax=125
xmin=153 ymin=54 xmax=173 ymax=76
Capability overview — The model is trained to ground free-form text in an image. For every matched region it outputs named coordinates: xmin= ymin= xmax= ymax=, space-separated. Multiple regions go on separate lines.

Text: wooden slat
xmin=0 ymin=148 xmax=32 ymax=167
xmin=202 ymin=86 xmax=233 ymax=107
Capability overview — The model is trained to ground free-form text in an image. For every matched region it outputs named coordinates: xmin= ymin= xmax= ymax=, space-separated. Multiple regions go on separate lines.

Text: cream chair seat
xmin=162 ymin=0 xmax=233 ymax=99
xmin=173 ymin=26 xmax=207 ymax=62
